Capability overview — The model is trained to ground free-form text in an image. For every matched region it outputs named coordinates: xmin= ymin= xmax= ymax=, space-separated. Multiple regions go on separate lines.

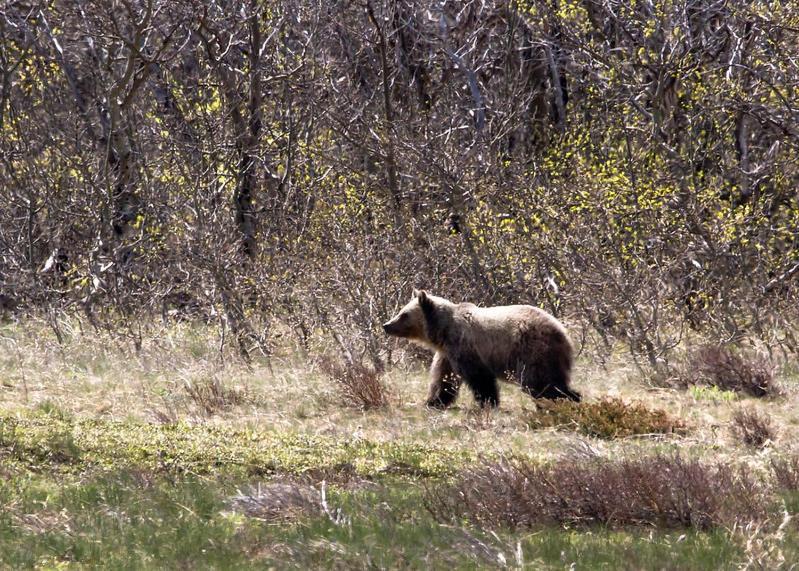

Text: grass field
xmin=1 ymin=319 xmax=798 ymax=569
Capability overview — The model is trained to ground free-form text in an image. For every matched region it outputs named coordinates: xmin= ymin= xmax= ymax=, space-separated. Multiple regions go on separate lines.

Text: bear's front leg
xmin=426 ymin=351 xmax=460 ymax=409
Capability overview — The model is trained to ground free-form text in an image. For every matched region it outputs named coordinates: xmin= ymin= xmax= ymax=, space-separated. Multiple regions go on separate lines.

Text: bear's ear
xmin=412 ymin=288 xmax=421 ymax=298
xmin=416 ymin=289 xmax=432 ymax=310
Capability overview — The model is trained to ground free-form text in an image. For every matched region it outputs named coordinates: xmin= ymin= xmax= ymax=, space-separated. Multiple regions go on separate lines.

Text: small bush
xmin=730 ymin=407 xmax=776 ymax=448
xmin=682 ymin=345 xmax=777 ymax=397
xmin=428 ymin=455 xmax=768 ymax=531
xmin=527 ymin=398 xmax=686 ymax=439
xmin=320 ymin=357 xmax=391 ymax=410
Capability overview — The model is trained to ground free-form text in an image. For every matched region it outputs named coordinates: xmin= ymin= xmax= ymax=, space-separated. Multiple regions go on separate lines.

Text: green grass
xmin=689 ymin=385 xmax=738 ymax=402
xmin=0 ymin=412 xmax=468 ymax=479
xmin=0 ymin=411 xmax=777 ymax=569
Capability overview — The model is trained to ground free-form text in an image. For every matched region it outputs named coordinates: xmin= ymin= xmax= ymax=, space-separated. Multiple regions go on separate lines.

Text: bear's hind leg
xmin=455 ymin=356 xmax=499 ymax=408
xmin=519 ymin=358 xmax=580 ymax=402
xmin=426 ymin=352 xmax=461 ymax=409
xmin=473 ymin=380 xmax=500 ymax=408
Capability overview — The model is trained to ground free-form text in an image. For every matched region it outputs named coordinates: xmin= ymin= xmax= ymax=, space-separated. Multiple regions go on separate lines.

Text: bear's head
xmin=383 ymin=289 xmax=439 ymax=346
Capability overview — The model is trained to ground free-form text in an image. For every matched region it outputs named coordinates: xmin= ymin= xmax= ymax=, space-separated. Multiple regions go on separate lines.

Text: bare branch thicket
xmin=0 ymin=0 xmax=796 ymax=366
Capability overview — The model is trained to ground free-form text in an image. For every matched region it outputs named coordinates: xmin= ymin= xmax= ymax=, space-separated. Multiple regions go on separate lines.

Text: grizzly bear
xmin=383 ymin=289 xmax=580 ymax=408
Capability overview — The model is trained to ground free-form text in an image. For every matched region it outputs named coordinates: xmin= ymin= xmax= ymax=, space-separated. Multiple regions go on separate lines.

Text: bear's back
xmin=452 ymin=303 xmax=568 ymax=347
xmin=459 ymin=303 xmax=562 ymax=331
xmin=447 ymin=303 xmax=570 ymax=376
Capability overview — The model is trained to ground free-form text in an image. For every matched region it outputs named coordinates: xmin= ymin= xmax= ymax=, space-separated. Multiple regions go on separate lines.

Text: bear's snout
xmin=383 ymin=318 xmax=404 ymax=337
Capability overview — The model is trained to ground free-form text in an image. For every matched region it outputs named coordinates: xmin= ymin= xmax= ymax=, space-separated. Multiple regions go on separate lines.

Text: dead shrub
xmin=428 ymin=455 xmax=768 ymax=531
xmin=527 ymin=398 xmax=686 ymax=439
xmin=730 ymin=408 xmax=776 ymax=448
xmin=320 ymin=356 xmax=391 ymax=410
xmin=184 ymin=376 xmax=247 ymax=415
xmin=681 ymin=345 xmax=777 ymax=397
xmin=228 ymin=482 xmax=322 ymax=522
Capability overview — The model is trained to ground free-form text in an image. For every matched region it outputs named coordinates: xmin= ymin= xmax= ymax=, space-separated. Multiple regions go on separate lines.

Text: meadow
xmin=1 ymin=319 xmax=798 ymax=570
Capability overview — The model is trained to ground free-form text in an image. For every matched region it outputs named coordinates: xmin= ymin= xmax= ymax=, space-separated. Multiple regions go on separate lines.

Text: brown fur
xmin=384 ymin=290 xmax=580 ymax=408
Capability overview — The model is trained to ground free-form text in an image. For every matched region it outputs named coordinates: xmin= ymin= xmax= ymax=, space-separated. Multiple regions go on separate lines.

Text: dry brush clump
xmin=675 ymin=345 xmax=778 ymax=398
xmin=184 ymin=376 xmax=249 ymax=416
xmin=428 ymin=455 xmax=769 ymax=531
xmin=771 ymin=457 xmax=799 ymax=493
xmin=228 ymin=482 xmax=323 ymax=523
xmin=730 ymin=407 xmax=776 ymax=449
xmin=228 ymin=481 xmax=349 ymax=526
xmin=319 ymin=356 xmax=392 ymax=410
xmin=527 ymin=398 xmax=686 ymax=439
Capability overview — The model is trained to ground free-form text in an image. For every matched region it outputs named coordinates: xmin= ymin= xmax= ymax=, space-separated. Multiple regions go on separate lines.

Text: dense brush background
xmin=2 ymin=0 xmax=797 ymax=370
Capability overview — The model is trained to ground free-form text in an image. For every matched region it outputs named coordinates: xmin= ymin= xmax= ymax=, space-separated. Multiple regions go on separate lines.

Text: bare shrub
xmin=428 ymin=455 xmax=768 ymax=531
xmin=184 ymin=376 xmax=247 ymax=415
xmin=228 ymin=482 xmax=322 ymax=522
xmin=527 ymin=398 xmax=686 ymax=439
xmin=771 ymin=457 xmax=799 ymax=492
xmin=681 ymin=345 xmax=777 ymax=397
xmin=730 ymin=408 xmax=776 ymax=448
xmin=319 ymin=356 xmax=391 ymax=410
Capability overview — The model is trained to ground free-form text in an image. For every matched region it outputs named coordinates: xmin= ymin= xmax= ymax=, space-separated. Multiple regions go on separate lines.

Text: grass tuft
xmin=319 ymin=357 xmax=392 ymax=410
xmin=428 ymin=454 xmax=769 ymax=531
xmin=730 ymin=407 xmax=776 ymax=448
xmin=526 ymin=397 xmax=686 ymax=439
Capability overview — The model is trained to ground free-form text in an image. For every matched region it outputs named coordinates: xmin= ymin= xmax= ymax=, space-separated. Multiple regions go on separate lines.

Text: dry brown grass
xmin=2 ymin=319 xmax=798 ymax=470
xmin=428 ymin=454 xmax=769 ymax=531
xmin=771 ymin=456 xmax=799 ymax=492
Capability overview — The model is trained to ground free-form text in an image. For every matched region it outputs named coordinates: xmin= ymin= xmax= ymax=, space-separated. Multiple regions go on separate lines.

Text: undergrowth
xmin=0 ymin=471 xmax=755 ymax=570
xmin=183 ymin=376 xmax=249 ymax=416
